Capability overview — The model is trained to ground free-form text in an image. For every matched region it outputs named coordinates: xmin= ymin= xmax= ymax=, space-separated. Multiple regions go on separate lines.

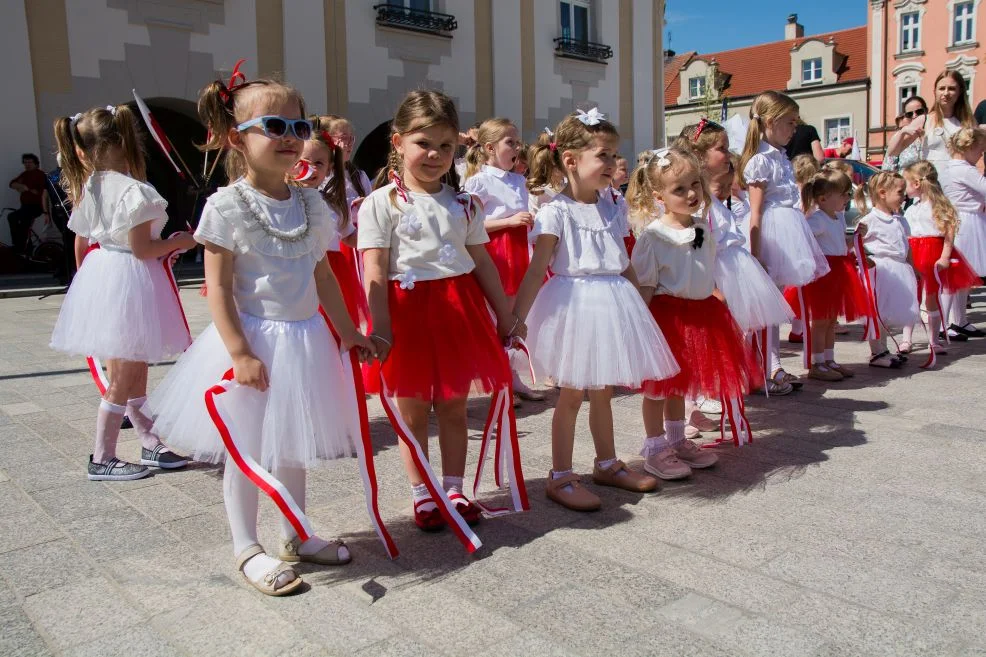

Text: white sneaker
xmin=698 ymin=398 xmax=723 ymax=415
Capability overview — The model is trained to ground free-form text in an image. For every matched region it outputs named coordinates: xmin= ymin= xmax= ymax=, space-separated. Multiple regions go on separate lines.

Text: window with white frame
xmin=824 ymin=117 xmax=852 ymax=147
xmin=801 ymin=58 xmax=823 ymax=83
xmin=953 ymin=1 xmax=975 ymax=44
xmin=560 ymin=0 xmax=591 ymax=42
xmin=900 ymin=11 xmax=920 ymax=52
xmin=898 ymin=85 xmax=918 ymax=113
xmin=688 ymin=77 xmax=707 ymax=100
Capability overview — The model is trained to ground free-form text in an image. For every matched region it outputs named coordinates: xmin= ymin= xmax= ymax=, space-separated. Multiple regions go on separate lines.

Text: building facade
xmin=664 ymin=16 xmax=868 ymax=156
xmin=867 ymin=0 xmax=986 ymax=157
xmin=3 ymin=0 xmax=666 ymax=234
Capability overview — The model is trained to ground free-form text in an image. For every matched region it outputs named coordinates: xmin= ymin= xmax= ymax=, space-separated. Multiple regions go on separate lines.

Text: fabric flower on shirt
xmin=397 ymin=271 xmax=417 ymax=290
xmin=396 ymin=212 xmax=422 ymax=239
xmin=438 ymin=243 xmax=457 ymax=266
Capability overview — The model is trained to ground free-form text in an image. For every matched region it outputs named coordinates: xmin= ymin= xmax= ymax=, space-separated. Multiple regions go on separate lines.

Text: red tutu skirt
xmin=363 ymin=274 xmax=510 ymax=401
xmin=909 ymin=237 xmax=980 ymax=297
xmin=642 ymin=295 xmax=759 ymax=400
xmin=783 ymin=255 xmax=869 ymax=321
xmin=327 ymin=247 xmax=368 ymax=327
xmin=624 ymin=233 xmax=636 ymax=259
xmin=485 ymin=225 xmax=529 ymax=296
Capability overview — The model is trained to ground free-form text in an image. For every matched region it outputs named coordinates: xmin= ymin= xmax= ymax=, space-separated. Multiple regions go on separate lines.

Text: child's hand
xmin=168 ymin=231 xmax=198 ymax=253
xmin=854 ymin=223 xmax=868 ymax=237
xmin=369 ymin=331 xmax=393 ymax=363
xmin=866 ymin=256 xmax=876 ymax=268
xmin=341 ymin=330 xmax=377 ymax=363
xmin=935 ymin=257 xmax=950 ymax=271
xmin=497 ymin=314 xmax=525 ymax=341
xmin=233 ymin=353 xmax=269 ymax=391
xmin=509 ymin=212 xmax=535 ymax=228
xmin=712 ymin=288 xmax=726 ymax=303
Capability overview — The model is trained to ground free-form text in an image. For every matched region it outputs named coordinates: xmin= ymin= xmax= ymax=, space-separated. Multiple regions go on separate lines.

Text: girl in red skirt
xmin=358 ymin=91 xmax=523 ymax=530
xmin=900 ymin=160 xmax=979 ymax=354
xmin=783 ymin=169 xmax=869 ymax=381
xmin=628 ymin=148 xmax=760 ymax=479
xmin=463 ymin=118 xmax=544 ymax=402
xmin=292 ymin=130 xmax=366 ymax=327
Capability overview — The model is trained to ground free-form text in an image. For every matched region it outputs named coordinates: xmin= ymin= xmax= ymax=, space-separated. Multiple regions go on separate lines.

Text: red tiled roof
xmin=664 ymin=26 xmax=867 ymax=108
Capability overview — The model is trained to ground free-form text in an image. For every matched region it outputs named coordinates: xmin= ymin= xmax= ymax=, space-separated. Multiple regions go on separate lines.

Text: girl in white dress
xmin=50 ymin=105 xmax=196 ymax=481
xmin=514 ymin=110 xmax=679 ymax=512
xmin=145 ymin=77 xmax=374 ymax=596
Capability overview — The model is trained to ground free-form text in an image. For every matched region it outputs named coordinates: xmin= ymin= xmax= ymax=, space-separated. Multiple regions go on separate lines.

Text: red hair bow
xmin=219 ymin=58 xmax=248 ymax=103
xmin=693 ymin=118 xmax=709 ymax=142
xmin=320 ymin=130 xmax=337 ymax=149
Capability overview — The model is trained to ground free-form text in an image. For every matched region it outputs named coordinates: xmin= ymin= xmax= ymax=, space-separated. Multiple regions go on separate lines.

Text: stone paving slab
xmin=1 ymin=287 xmax=985 ymax=656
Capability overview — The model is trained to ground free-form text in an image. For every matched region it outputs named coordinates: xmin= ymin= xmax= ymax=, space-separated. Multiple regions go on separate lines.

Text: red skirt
xmin=327 ymin=248 xmax=368 ymax=327
xmin=909 ymin=236 xmax=980 ymax=297
xmin=783 ymin=255 xmax=869 ymax=321
xmin=363 ymin=274 xmax=510 ymax=402
xmin=485 ymin=225 xmax=529 ymax=296
xmin=642 ymin=295 xmax=759 ymax=400
xmin=624 ymin=233 xmax=636 ymax=259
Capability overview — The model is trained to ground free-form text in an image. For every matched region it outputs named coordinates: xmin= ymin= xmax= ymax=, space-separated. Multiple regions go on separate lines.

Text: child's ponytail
xmin=903 ymin=160 xmax=959 ymax=235
xmin=738 ymin=91 xmax=800 ymax=186
xmin=526 ymin=130 xmax=562 ymax=194
xmin=463 ymin=142 xmax=486 ymax=180
xmin=197 ymin=79 xmax=242 ymax=181
xmin=112 ymin=104 xmax=147 ymax=184
xmin=54 ymin=115 xmax=88 ymax=205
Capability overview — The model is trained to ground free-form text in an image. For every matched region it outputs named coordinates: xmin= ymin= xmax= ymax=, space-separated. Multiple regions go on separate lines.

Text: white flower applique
xmin=438 ymin=243 xmax=457 ymax=266
xmin=397 ymin=271 xmax=417 ymax=290
xmin=396 ymin=211 xmax=422 ymax=239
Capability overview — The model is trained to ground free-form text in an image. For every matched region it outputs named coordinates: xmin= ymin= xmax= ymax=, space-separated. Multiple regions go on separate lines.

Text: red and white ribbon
xmin=377 ymin=376 xmax=483 ymax=554
xmin=510 ymin=336 xmax=537 ymax=385
xmin=852 ymin=232 xmax=881 ymax=341
xmin=712 ymin=394 xmax=752 ymax=448
xmin=204 ymin=369 xmax=314 ymax=542
xmin=472 ymin=384 xmax=530 ymax=517
xmin=797 ymin=287 xmax=811 ymax=369
xmin=920 ymin=266 xmax=948 ymax=369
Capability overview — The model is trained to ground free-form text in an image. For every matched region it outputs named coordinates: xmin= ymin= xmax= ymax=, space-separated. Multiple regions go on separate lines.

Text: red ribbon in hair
xmin=219 ymin=58 xmax=248 ymax=103
xmin=693 ymin=118 xmax=709 ymax=142
xmin=549 ymin=142 xmax=557 ymax=152
xmin=320 ymin=130 xmax=337 ymax=150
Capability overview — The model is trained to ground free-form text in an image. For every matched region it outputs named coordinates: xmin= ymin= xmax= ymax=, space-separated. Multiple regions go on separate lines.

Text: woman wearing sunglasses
xmin=882 ymin=96 xmax=929 ymax=172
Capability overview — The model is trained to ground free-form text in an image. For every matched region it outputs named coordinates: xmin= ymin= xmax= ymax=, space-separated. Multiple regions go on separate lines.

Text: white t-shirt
xmin=195 ymin=181 xmax=336 ymax=321
xmin=631 ymin=219 xmax=716 ymax=299
xmin=708 ymin=197 xmax=746 ymax=250
xmin=805 ymin=208 xmax=849 ymax=256
xmin=937 ymin=159 xmax=986 ymax=213
xmin=529 ymin=185 xmax=560 ymax=214
xmin=858 ymin=208 xmax=909 ymax=262
xmin=68 ymin=171 xmax=169 ymax=249
xmin=902 ymin=199 xmax=943 ymax=238
xmin=743 ymin=141 xmax=800 ymax=209
xmin=922 ymin=116 xmax=963 ymax=165
xmin=357 ymin=183 xmax=489 ymax=282
xmin=463 ymin=165 xmax=529 ymax=220
xmin=530 ymin=192 xmax=630 ymax=277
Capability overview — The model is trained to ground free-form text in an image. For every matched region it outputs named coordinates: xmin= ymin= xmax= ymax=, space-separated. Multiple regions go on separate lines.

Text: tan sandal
xmin=279 ymin=536 xmax=352 ymax=566
xmin=592 ymin=459 xmax=659 ymax=492
xmin=236 ymin=544 xmax=303 ymax=597
xmin=545 ymin=471 xmax=601 ymax=511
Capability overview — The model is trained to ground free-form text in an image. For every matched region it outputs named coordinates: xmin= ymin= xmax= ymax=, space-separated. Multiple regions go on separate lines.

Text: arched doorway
xmin=353 ymin=120 xmax=392 ymax=183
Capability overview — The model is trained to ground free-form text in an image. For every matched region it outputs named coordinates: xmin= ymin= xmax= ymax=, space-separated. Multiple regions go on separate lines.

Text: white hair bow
xmin=650 ymin=148 xmax=672 ymax=168
xmin=105 ymin=105 xmax=118 ymax=116
xmin=576 ymin=108 xmax=605 ymax=126
xmin=70 ymin=113 xmax=83 ymax=126
xmin=543 ymin=126 xmax=554 ymax=137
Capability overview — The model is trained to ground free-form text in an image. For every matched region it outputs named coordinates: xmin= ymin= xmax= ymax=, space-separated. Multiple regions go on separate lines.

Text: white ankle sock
xmin=811 ymin=353 xmax=824 ymax=365
xmin=294 ymin=535 xmax=349 ymax=561
xmin=767 ymin=326 xmax=783 ymax=374
xmin=442 ymin=475 xmax=464 ymax=496
xmin=640 ymin=435 xmax=669 ymax=457
xmin=93 ymin=400 xmax=126 ymax=464
xmin=412 ymin=483 xmax=436 ymax=512
xmin=823 ymin=349 xmax=835 ymax=362
xmin=665 ymin=420 xmax=686 ymax=449
xmin=791 ymin=319 xmax=803 ymax=335
xmin=241 ymin=552 xmax=294 ymax=587
xmin=902 ymin=324 xmax=914 ymax=345
xmin=551 ymin=468 xmax=575 ymax=493
xmin=929 ymin=312 xmax=942 ymax=343
xmin=126 ymin=396 xmax=162 ymax=451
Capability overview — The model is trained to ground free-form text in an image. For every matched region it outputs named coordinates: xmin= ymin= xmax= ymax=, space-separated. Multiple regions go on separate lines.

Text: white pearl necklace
xmin=234 ymin=184 xmax=312 ymax=243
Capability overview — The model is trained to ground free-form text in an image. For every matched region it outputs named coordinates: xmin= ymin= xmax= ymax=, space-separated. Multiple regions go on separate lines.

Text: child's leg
xmin=766 ymin=325 xmax=783 ymax=376
xmin=810 ymin=318 xmax=829 ymax=366
xmin=435 ymin=396 xmax=468 ymax=479
xmin=124 ymin=363 xmax=167 ymax=451
xmin=94 ymin=359 xmax=141 ymax=463
xmin=586 ymin=386 xmax=616 ymax=463
xmin=274 ymin=464 xmax=350 ymax=561
xmin=953 ymin=289 xmax=970 ymax=327
xmin=663 ymin=396 xmax=687 ymax=448
xmin=640 ymin=395 xmax=693 ymax=479
xmin=790 ymin=318 xmax=803 ymax=336
xmin=551 ymin=387 xmax=583 ymax=473
xmin=395 ymin=397 xmax=436 ymax=512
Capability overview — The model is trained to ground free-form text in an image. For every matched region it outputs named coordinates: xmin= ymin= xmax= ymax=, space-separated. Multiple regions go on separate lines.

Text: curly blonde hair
xmin=626 ymin=148 xmax=710 ymax=234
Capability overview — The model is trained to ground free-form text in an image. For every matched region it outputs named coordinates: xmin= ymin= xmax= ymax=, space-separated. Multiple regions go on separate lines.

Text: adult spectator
xmin=7 ymin=153 xmax=47 ymax=254
xmin=43 ymin=157 xmax=75 ymax=284
xmin=882 ymin=96 xmax=928 ymax=172
xmin=823 ymin=137 xmax=854 ymax=159
xmin=785 ymin=121 xmax=824 ymax=161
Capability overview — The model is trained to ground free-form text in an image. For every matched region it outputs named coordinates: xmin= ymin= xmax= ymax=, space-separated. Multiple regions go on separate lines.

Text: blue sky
xmin=665 ymin=0 xmax=867 ymax=54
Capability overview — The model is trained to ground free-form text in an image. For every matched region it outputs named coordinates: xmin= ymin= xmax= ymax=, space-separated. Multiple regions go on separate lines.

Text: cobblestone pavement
xmin=1 ymin=287 xmax=985 ymax=657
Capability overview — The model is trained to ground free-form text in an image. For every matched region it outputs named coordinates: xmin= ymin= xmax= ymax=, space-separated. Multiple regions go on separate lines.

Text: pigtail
xmin=625 ymin=159 xmax=659 ymax=232
xmin=801 ymin=177 xmax=816 ymax=215
xmin=853 ymin=181 xmax=871 ymax=216
xmin=526 ymin=131 xmax=561 ymax=194
xmin=197 ymin=79 xmax=244 ymax=181
xmin=463 ymin=142 xmax=486 ymax=180
xmin=324 ymin=143 xmax=349 ymax=228
xmin=112 ymin=105 xmax=147 ymax=183
xmin=54 ymin=116 xmax=88 ymax=205
xmin=345 ymin=161 xmax=366 ymax=197
xmin=904 ymin=160 xmax=959 ymax=235
xmin=738 ymin=118 xmax=762 ymax=188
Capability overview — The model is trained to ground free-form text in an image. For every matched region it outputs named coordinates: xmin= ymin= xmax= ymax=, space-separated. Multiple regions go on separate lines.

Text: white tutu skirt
xmin=526 ymin=274 xmax=679 ymax=389
xmin=872 ymin=257 xmax=920 ymax=329
xmin=955 ymin=210 xmax=986 ymax=276
xmin=50 ymin=248 xmax=190 ymax=362
xmin=715 ymin=244 xmax=795 ymax=332
xmin=742 ymin=206 xmax=830 ymax=287
xmin=144 ymin=312 xmax=356 ymax=470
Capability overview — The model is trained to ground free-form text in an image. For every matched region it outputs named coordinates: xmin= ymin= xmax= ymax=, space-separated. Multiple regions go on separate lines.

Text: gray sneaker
xmin=140 ymin=444 xmax=188 ymax=469
xmin=87 ymin=456 xmax=151 ymax=481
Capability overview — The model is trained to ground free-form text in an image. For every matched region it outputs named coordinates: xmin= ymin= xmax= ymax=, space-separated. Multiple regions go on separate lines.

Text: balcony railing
xmin=373 ymin=4 xmax=457 ymax=36
xmin=553 ymin=37 xmax=613 ymax=62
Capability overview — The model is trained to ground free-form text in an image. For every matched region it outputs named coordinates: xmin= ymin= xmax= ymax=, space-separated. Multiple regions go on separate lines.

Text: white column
xmin=492 ymin=0 xmax=523 ymax=120
xmin=869 ymin=2 xmax=885 ymax=130
xmin=0 ymin=1 xmax=41 ymax=235
xmin=632 ymin=0 xmax=654 ymax=151
xmin=283 ymin=0 xmax=328 ymax=113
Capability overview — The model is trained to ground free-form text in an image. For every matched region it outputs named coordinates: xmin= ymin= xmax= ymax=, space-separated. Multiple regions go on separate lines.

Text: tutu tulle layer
xmin=485 ymin=226 xmax=529 ymax=295
xmin=715 ymin=244 xmax=794 ymax=332
xmin=784 ymin=255 xmax=869 ymax=322
xmin=910 ymin=236 xmax=980 ymax=296
xmin=954 ymin=211 xmax=986 ymax=276
xmin=871 ymin=258 xmax=921 ymax=328
xmin=362 ymin=274 xmax=510 ymax=401
xmin=642 ymin=295 xmax=760 ymax=400
xmin=144 ymin=312 xmax=356 ymax=469
xmin=50 ymin=248 xmax=190 ymax=362
xmin=742 ymin=205 xmax=830 ymax=287
xmin=526 ymin=274 xmax=679 ymax=390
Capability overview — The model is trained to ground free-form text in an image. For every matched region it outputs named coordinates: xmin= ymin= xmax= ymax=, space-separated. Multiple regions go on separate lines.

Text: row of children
xmin=48 ymin=70 xmax=986 ymax=594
